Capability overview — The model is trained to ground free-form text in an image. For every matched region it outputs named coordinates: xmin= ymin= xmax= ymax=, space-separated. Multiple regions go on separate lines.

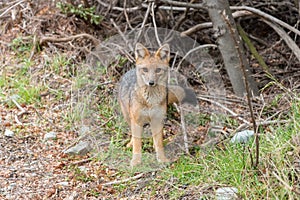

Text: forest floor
xmin=0 ymin=0 xmax=300 ymax=199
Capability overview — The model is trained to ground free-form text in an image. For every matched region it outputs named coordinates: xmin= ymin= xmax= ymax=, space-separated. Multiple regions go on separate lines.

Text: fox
xmin=118 ymin=43 xmax=197 ymax=167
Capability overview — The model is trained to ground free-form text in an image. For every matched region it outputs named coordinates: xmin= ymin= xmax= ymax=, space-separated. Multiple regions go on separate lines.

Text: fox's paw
xmin=130 ymin=153 xmax=142 ymax=167
xmin=126 ymin=140 xmax=133 ymax=148
xmin=157 ymin=152 xmax=170 ymax=163
xmin=157 ymin=157 xmax=170 ymax=163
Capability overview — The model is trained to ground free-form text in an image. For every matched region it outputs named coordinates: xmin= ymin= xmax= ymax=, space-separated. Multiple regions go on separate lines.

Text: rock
xmin=44 ymin=132 xmax=57 ymax=140
xmin=65 ymin=191 xmax=79 ymax=200
xmin=79 ymin=126 xmax=90 ymax=135
xmin=7 ymin=183 xmax=17 ymax=191
xmin=57 ymin=182 xmax=69 ymax=187
xmin=64 ymin=141 xmax=91 ymax=155
xmin=78 ymin=166 xmax=88 ymax=172
xmin=216 ymin=187 xmax=238 ymax=200
xmin=230 ymin=130 xmax=254 ymax=144
xmin=10 ymin=94 xmax=20 ymax=100
xmin=4 ymin=129 xmax=14 ymax=137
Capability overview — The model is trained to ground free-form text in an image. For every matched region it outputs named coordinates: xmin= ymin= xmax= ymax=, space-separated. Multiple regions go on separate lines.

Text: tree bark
xmin=204 ymin=0 xmax=259 ymax=97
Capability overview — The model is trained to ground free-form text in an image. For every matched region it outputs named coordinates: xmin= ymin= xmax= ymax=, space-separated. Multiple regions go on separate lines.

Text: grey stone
xmin=216 ymin=187 xmax=238 ymax=200
xmin=230 ymin=130 xmax=254 ymax=144
xmin=4 ymin=129 xmax=14 ymax=137
xmin=64 ymin=141 xmax=91 ymax=155
xmin=44 ymin=132 xmax=57 ymax=140
xmin=57 ymin=182 xmax=69 ymax=187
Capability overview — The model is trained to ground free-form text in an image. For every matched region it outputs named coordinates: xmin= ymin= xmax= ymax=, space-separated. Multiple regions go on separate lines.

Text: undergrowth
xmin=2 ymin=36 xmax=299 ymax=199
xmin=91 ymin=77 xmax=300 ymax=199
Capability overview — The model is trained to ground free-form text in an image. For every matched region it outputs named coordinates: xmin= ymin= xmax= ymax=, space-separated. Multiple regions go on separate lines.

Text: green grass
xmin=0 ymin=68 xmax=44 ymax=106
xmin=71 ymin=64 xmax=299 ymax=199
xmin=106 ymin=99 xmax=300 ymax=199
xmin=1 ymin=37 xmax=76 ymax=109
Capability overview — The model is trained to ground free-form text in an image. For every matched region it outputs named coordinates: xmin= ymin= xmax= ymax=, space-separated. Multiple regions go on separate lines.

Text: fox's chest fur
xmin=135 ymin=85 xmax=167 ymax=107
xmin=127 ymin=84 xmax=167 ymax=126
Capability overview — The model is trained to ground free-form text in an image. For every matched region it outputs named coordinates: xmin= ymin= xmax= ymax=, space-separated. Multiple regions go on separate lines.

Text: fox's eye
xmin=155 ymin=68 xmax=162 ymax=73
xmin=142 ymin=68 xmax=148 ymax=72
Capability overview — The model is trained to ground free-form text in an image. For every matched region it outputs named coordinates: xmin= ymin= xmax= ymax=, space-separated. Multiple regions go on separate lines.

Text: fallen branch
xmin=102 ymin=172 xmax=146 ymax=186
xmin=181 ymin=10 xmax=252 ymax=36
xmin=0 ymin=0 xmax=26 ymax=18
xmin=159 ymin=0 xmax=204 ymax=9
xmin=11 ymin=97 xmax=27 ymax=125
xmin=40 ymin=33 xmax=100 ymax=46
xmin=198 ymin=96 xmax=250 ymax=125
xmin=262 ymin=19 xmax=300 ymax=62
xmin=235 ymin=119 xmax=291 ymax=132
xmin=231 ymin=6 xmax=300 ymax=36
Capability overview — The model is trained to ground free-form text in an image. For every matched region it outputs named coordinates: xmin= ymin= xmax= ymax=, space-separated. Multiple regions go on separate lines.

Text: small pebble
xmin=216 ymin=187 xmax=238 ymax=200
xmin=4 ymin=129 xmax=14 ymax=137
xmin=44 ymin=132 xmax=57 ymax=140
xmin=57 ymin=182 xmax=69 ymax=187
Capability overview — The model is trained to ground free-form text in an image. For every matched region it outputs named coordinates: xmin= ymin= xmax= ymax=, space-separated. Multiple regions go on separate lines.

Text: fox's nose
xmin=149 ymin=80 xmax=155 ymax=86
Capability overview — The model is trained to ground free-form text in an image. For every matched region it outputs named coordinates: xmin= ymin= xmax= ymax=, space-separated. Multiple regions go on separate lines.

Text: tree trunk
xmin=204 ymin=0 xmax=259 ymax=97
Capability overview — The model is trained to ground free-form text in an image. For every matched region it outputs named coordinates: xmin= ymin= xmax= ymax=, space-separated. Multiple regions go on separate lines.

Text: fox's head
xmin=135 ymin=43 xmax=170 ymax=87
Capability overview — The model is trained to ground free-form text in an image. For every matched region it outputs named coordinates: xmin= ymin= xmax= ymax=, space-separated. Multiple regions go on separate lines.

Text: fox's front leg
xmin=130 ymin=122 xmax=143 ymax=167
xmin=151 ymin=119 xmax=169 ymax=163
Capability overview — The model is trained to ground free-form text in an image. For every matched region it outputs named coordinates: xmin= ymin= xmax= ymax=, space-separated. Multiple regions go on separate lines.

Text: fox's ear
xmin=135 ymin=43 xmax=150 ymax=61
xmin=155 ymin=44 xmax=170 ymax=63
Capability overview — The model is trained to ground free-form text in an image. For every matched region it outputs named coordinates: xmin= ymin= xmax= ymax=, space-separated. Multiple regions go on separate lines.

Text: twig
xmin=173 ymin=0 xmax=193 ymax=30
xmin=151 ymin=2 xmax=161 ymax=46
xmin=174 ymin=104 xmax=189 ymax=155
xmin=181 ymin=22 xmax=213 ymax=36
xmin=159 ymin=0 xmax=205 ymax=9
xmin=136 ymin=3 xmax=151 ymax=43
xmin=29 ymin=34 xmax=37 ymax=61
xmin=262 ymin=19 xmax=300 ymax=62
xmin=11 ymin=97 xmax=27 ymax=125
xmin=110 ymin=18 xmax=130 ymax=49
xmin=0 ymin=0 xmax=26 ymax=18
xmin=231 ymin=6 xmax=300 ymax=37
xmin=272 ymin=171 xmax=300 ymax=195
xmin=40 ymin=33 xmax=100 ymax=46
xmin=181 ymin=10 xmax=252 ymax=36
xmin=71 ymin=157 xmax=94 ymax=165
xmin=102 ymin=172 xmax=146 ymax=186
xmin=235 ymin=119 xmax=291 ymax=132
xmin=100 ymin=116 xmax=114 ymax=127
xmin=176 ymin=44 xmax=217 ymax=71
xmin=198 ymin=96 xmax=250 ymax=125
xmin=96 ymin=0 xmax=141 ymax=12
xmin=123 ymin=0 xmax=133 ymax=30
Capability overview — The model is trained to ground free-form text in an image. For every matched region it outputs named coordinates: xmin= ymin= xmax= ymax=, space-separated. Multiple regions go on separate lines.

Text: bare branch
xmin=231 ymin=6 xmax=300 ymax=36
xmin=102 ymin=173 xmax=146 ymax=186
xmin=40 ymin=34 xmax=100 ymax=46
xmin=181 ymin=10 xmax=252 ymax=36
xmin=262 ymin=19 xmax=300 ymax=62
xmin=159 ymin=0 xmax=205 ymax=9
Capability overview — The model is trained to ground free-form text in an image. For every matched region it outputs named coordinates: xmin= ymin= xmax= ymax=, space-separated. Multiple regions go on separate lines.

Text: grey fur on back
xmin=118 ymin=69 xmax=136 ymax=122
